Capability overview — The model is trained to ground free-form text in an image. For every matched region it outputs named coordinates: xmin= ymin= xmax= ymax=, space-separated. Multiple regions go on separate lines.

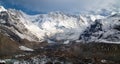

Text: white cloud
xmin=2 ymin=0 xmax=120 ymax=14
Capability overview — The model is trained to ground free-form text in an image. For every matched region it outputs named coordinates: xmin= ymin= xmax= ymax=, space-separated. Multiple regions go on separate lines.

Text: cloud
xmin=1 ymin=0 xmax=120 ymax=14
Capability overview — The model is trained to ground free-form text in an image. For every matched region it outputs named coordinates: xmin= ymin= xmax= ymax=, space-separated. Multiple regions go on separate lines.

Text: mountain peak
xmin=0 ymin=6 xmax=7 ymax=12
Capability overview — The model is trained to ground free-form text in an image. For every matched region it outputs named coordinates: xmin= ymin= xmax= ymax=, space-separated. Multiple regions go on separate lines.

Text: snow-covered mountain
xmin=80 ymin=13 xmax=120 ymax=43
xmin=25 ymin=12 xmax=92 ymax=41
xmin=0 ymin=6 xmax=91 ymax=42
xmin=0 ymin=6 xmax=120 ymax=44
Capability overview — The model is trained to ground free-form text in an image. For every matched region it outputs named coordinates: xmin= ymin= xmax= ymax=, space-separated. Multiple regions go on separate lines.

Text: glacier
xmin=24 ymin=12 xmax=91 ymax=41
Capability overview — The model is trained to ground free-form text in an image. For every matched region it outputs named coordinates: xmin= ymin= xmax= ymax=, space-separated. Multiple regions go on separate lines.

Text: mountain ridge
xmin=0 ymin=6 xmax=120 ymax=44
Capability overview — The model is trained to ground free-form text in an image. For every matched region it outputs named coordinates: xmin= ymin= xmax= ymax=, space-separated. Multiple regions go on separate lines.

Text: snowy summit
xmin=0 ymin=6 xmax=7 ymax=12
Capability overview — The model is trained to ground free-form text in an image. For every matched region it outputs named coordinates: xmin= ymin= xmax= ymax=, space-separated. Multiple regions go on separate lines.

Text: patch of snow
xmin=97 ymin=40 xmax=120 ymax=44
xmin=14 ymin=61 xmax=20 ymax=64
xmin=63 ymin=40 xmax=70 ymax=44
xmin=89 ymin=15 xmax=105 ymax=21
xmin=101 ymin=59 xmax=107 ymax=63
xmin=47 ymin=39 xmax=56 ymax=44
xmin=0 ymin=60 xmax=6 ymax=63
xmin=40 ymin=47 xmax=44 ymax=49
xmin=19 ymin=46 xmax=34 ymax=51
xmin=15 ymin=54 xmax=25 ymax=58
xmin=75 ymin=40 xmax=82 ymax=43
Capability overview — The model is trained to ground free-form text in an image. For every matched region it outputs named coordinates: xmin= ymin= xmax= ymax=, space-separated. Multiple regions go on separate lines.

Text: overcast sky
xmin=0 ymin=0 xmax=120 ymax=15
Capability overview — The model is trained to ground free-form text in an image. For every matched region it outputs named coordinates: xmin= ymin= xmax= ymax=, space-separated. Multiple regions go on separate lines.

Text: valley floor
xmin=0 ymin=42 xmax=120 ymax=64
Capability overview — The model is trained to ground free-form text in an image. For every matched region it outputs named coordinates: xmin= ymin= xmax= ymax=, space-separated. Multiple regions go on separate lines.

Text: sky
xmin=0 ymin=0 xmax=120 ymax=15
